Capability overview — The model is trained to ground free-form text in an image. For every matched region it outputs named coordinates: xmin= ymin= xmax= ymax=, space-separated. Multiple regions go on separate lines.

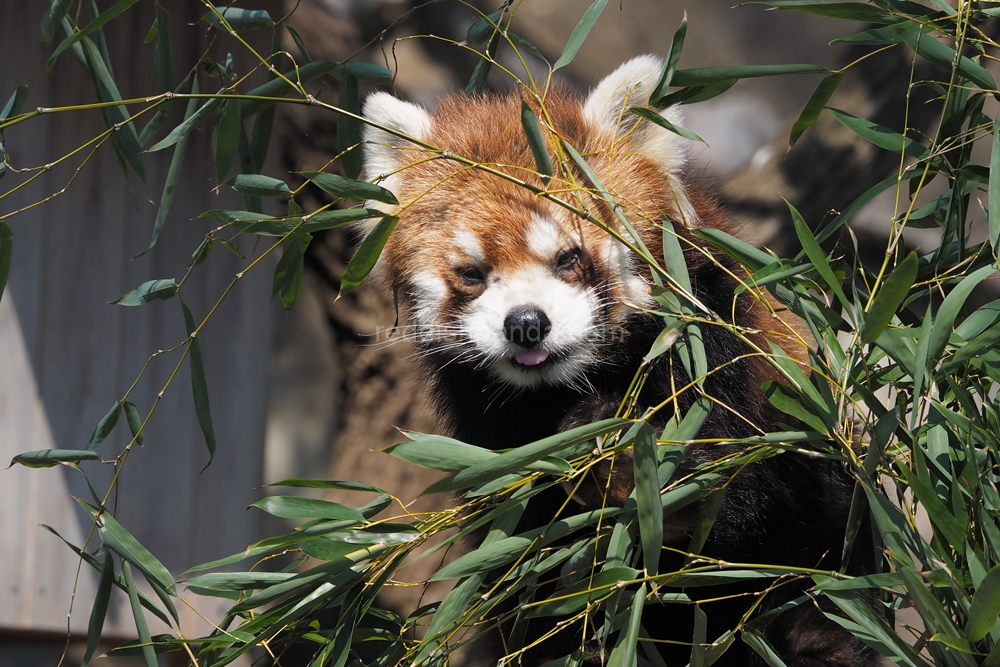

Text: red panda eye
xmin=556 ymin=248 xmax=582 ymax=271
xmin=455 ymin=266 xmax=486 ymax=286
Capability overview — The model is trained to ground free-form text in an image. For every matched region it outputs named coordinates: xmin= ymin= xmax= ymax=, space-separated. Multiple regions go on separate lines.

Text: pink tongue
xmin=514 ymin=349 xmax=549 ymax=366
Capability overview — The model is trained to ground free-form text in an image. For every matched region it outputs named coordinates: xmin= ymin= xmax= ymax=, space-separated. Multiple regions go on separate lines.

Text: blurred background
xmin=0 ymin=0 xmax=960 ymax=664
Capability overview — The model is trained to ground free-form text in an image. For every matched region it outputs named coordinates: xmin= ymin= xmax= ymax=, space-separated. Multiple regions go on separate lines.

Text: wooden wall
xmin=0 ymin=1 xmax=280 ymax=642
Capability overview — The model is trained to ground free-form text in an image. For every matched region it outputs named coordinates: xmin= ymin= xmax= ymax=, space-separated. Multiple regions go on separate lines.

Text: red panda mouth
xmin=513 ymin=349 xmax=550 ymax=367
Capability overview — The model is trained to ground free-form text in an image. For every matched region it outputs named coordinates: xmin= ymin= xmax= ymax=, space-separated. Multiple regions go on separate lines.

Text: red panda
xmin=361 ymin=56 xmax=878 ymax=667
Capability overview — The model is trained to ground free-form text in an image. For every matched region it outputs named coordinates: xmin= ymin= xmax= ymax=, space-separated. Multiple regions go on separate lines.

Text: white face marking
xmin=409 ymin=270 xmax=448 ymax=333
xmin=463 ymin=265 xmax=599 ymax=388
xmin=452 ymin=229 xmax=485 ymax=266
xmin=603 ymin=237 xmax=653 ymax=308
xmin=525 ymin=214 xmax=564 ymax=259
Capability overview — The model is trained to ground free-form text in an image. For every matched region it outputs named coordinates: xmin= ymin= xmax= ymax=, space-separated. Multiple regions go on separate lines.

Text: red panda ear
xmin=582 ymin=55 xmax=688 ymax=180
xmin=361 ymin=92 xmax=432 ymax=196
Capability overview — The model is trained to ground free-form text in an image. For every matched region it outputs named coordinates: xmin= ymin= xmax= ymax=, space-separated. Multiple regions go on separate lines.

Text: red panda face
xmin=361 ymin=56 xmax=694 ymax=390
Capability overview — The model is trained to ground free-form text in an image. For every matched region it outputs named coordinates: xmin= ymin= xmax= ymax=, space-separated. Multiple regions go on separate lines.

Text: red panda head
xmin=361 ymin=56 xmax=696 ymax=390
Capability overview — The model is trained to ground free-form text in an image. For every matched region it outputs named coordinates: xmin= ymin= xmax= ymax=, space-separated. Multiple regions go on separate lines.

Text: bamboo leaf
xmin=466 ymin=32 xmax=500 ymax=96
xmin=250 ymin=31 xmax=281 ymax=173
xmin=41 ymin=0 xmax=74 ymax=42
xmin=742 ymin=631 xmax=789 ymax=667
xmin=967 ymin=564 xmax=1000 ymax=642
xmin=148 ymin=92 xmax=223 ymax=152
xmin=304 ymin=171 xmax=397 ymax=204
xmin=658 ymin=80 xmax=737 ymax=107
xmin=671 ymin=63 xmax=826 ymax=86
xmin=630 ymin=106 xmax=705 ymax=143
xmin=147 ymin=78 xmax=198 ymax=251
xmin=860 ymin=252 xmax=917 ymax=344
xmin=827 ymin=108 xmax=930 ymax=159
xmin=790 ymin=201 xmax=851 ymax=313
xmin=272 ymin=232 xmax=311 ymax=310
xmin=81 ymin=551 xmax=115 ymax=667
xmin=77 ymin=500 xmax=176 ymax=593
xmin=202 ymin=7 xmax=273 ymax=30
xmin=87 ymin=401 xmax=122 ymax=451
xmin=112 ymin=279 xmax=177 ymax=306
xmin=651 ymin=14 xmax=687 ymax=104
xmin=607 ymin=584 xmax=646 ymax=667
xmin=632 ymin=423 xmax=662 ymax=576
xmin=152 ymin=2 xmax=173 ymax=97
xmin=45 ymin=0 xmax=141 ymax=74
xmin=534 ymin=566 xmax=638 ymax=616
xmin=339 ymin=215 xmax=398 ymax=298
xmin=250 ymin=496 xmax=366 ymax=522
xmin=990 ymin=118 xmax=1000 ymax=257
xmin=214 ymin=98 xmax=241 ymax=183
xmin=123 ymin=400 xmax=144 ymax=447
xmin=521 ymin=101 xmax=553 ymax=184
xmin=0 ymin=85 xmax=28 ymax=121
xmin=790 ymin=72 xmax=843 ymax=146
xmin=745 ymin=1 xmax=899 ymax=23
xmin=928 ymin=264 xmax=997 ymax=362
xmin=264 ymin=478 xmax=386 ymax=493
xmin=338 ymin=67 xmax=362 ymax=179
xmin=553 ymin=0 xmax=610 ymax=70
xmin=180 ymin=300 xmax=216 ymax=467
xmin=122 ymin=561 xmax=157 ymax=667
xmin=10 ymin=449 xmax=103 ymax=468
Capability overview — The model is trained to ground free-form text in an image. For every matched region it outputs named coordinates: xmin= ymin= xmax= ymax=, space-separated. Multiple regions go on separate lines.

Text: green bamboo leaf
xmin=662 ymin=217 xmax=692 ymax=294
xmin=214 ymin=97 xmax=241 ymax=183
xmin=386 ymin=435 xmax=495 ymax=472
xmin=608 ymin=583 xmax=646 ymax=667
xmin=112 ymin=279 xmax=177 ymax=306
xmin=695 ymin=226 xmax=774 ymax=271
xmin=79 ymin=38 xmax=145 ymax=182
xmin=0 ymin=85 xmax=28 ymax=121
xmin=122 ymin=561 xmax=157 ymax=667
xmin=272 ymin=232 xmax=311 ymax=310
xmin=45 ymin=0 xmax=141 ymax=74
xmin=0 ymin=222 xmax=11 ymax=307
xmin=671 ymin=63 xmax=826 ymax=86
xmin=860 ymin=252 xmax=917 ymax=344
xmin=148 ymin=92 xmax=223 ymax=152
xmin=338 ymin=67 xmax=362 ymax=179
xmin=81 ymin=551 xmax=115 ymax=667
xmin=742 ymin=631 xmax=789 ymax=667
xmin=837 ymin=22 xmax=995 ymax=91
xmin=990 ymin=118 xmax=1000 ymax=257
xmin=466 ymin=8 xmax=503 ymax=44
xmin=827 ymin=108 xmax=929 ymax=159
xmin=440 ymin=418 xmax=629 ymax=492
xmin=187 ymin=239 xmax=213 ymax=269
xmin=790 ymin=201 xmax=851 ymax=314
xmin=553 ymin=0 xmax=610 ymax=70
xmin=264 ymin=478 xmax=386 ymax=493
xmin=967 ymin=564 xmax=1000 ymax=642
xmin=339 ymin=215 xmax=398 ymax=298
xmin=534 ymin=566 xmax=638 ymax=616
xmin=77 ymin=500 xmax=176 ymax=593
xmin=250 ymin=496 xmax=366 ymax=522
xmin=651 ymin=14 xmax=687 ymax=104
xmin=41 ymin=0 xmax=74 ymax=42
xmin=10 ymin=449 xmax=103 ymax=468
xmin=658 ymin=80 xmax=737 ymax=107
xmin=200 ymin=208 xmax=383 ymax=236
xmin=643 ymin=319 xmax=684 ymax=364
xmin=632 ymin=423 xmax=662 ymax=576
xmin=630 ymin=106 xmax=705 ymax=143
xmin=40 ymin=525 xmax=170 ymax=624
xmin=147 ymin=78 xmax=199 ymax=251
xmin=945 ymin=321 xmax=1000 ymax=371
xmin=928 ymin=264 xmax=997 ymax=362
xmin=122 ymin=400 xmax=144 ymax=447
xmin=226 ymin=174 xmax=292 ymax=197
xmin=202 ymin=7 xmax=273 ymax=29
xmin=152 ymin=2 xmax=173 ymax=97
xmin=790 ymin=72 xmax=843 ymax=146
xmin=466 ymin=32 xmax=500 ymax=96
xmin=86 ymin=400 xmax=122 ymax=451
xmin=745 ymin=1 xmax=899 ymax=23
xmin=304 ymin=171 xmax=397 ymax=204
xmin=184 ymin=572 xmax=294 ymax=593
xmin=180 ymin=300 xmax=216 ymax=467
xmin=763 ymin=381 xmax=828 ymax=434
xmin=217 ymin=238 xmax=244 ymax=259
xmin=520 ymin=101 xmax=553 ymax=184
xmin=249 ymin=31 xmax=281 ymax=173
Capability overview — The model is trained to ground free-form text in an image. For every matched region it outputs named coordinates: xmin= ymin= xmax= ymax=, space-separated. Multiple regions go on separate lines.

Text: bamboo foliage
xmin=4 ymin=1 xmax=1000 ymax=665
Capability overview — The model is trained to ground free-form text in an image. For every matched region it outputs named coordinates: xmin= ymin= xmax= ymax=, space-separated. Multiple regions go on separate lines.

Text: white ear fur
xmin=361 ymin=92 xmax=432 ymax=194
xmin=583 ymin=55 xmax=697 ymax=225
xmin=583 ymin=55 xmax=687 ymax=179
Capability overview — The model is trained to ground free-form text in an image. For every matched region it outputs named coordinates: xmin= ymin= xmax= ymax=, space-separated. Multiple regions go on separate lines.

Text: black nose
xmin=503 ymin=306 xmax=551 ymax=348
